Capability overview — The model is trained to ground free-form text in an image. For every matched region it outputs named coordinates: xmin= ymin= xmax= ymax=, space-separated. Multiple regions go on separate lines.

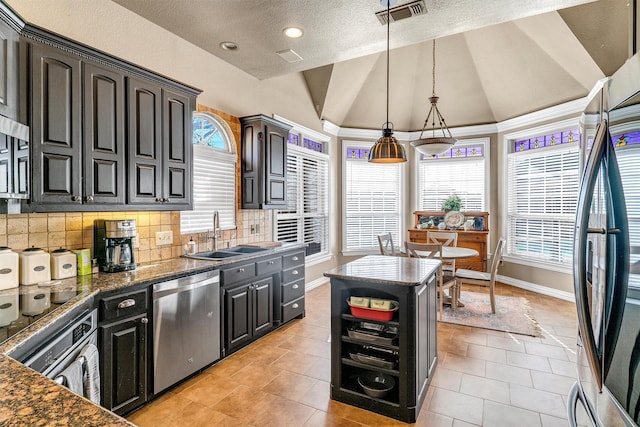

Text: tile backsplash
xmin=0 ymin=210 xmax=273 ymax=264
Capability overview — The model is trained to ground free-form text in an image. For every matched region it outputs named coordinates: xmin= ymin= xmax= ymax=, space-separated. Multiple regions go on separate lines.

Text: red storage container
xmin=347 ymin=299 xmax=399 ymax=321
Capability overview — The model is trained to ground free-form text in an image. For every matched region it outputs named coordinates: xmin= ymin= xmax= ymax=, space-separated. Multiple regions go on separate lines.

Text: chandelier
xmin=411 ymin=39 xmax=457 ymax=156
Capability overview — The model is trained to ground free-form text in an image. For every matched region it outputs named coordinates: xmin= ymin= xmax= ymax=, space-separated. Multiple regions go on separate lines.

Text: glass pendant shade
xmin=369 ymin=126 xmax=407 ymax=163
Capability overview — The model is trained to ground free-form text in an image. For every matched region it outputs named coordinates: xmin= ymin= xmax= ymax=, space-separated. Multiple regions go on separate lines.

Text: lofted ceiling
xmin=113 ymin=0 xmax=629 ymax=130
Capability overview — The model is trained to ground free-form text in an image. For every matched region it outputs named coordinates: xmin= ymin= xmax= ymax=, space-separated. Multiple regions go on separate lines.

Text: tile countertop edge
xmin=323 ymin=255 xmax=441 ymax=286
xmin=0 ymin=243 xmax=307 ymax=427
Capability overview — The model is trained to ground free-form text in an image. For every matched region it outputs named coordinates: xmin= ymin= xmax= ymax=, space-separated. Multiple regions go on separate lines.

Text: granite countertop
xmin=0 ymin=243 xmax=305 ymax=427
xmin=323 ymin=255 xmax=440 ymax=286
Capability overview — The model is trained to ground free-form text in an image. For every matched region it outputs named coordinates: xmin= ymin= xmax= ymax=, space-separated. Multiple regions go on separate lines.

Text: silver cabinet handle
xmin=156 ymin=197 xmax=163 ymax=202
xmin=292 ymin=256 xmax=299 ymax=261
xmin=164 ymin=197 xmax=170 ymax=203
xmin=71 ymin=195 xmax=81 ymax=202
xmin=85 ymin=195 xmax=94 ymax=202
xmin=117 ymin=299 xmax=136 ymax=309
xmin=141 ymin=317 xmax=148 ymax=324
xmin=292 ymin=284 xmax=299 ymax=289
xmin=292 ymin=270 xmax=299 ymax=275
xmin=238 ymin=268 xmax=245 ymax=272
xmin=292 ymin=303 xmax=299 ymax=309
xmin=268 ymin=260 xmax=275 ymax=265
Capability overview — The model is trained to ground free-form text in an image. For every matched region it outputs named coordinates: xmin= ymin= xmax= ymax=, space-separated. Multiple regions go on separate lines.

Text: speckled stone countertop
xmin=323 ymin=255 xmax=440 ymax=285
xmin=0 ymin=243 xmax=305 ymax=426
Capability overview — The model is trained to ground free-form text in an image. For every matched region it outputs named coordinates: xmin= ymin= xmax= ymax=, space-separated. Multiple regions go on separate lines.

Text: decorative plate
xmin=444 ymin=211 xmax=465 ymax=228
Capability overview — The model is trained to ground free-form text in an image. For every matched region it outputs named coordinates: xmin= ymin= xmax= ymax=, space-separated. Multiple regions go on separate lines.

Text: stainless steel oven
xmin=18 ymin=309 xmax=99 ymax=402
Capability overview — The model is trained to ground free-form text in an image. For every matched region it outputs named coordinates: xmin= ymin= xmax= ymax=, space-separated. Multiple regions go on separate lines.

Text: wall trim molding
xmin=497 ymin=274 xmax=575 ymax=302
xmin=305 ymin=276 xmax=329 ymax=292
xmin=275 ymin=114 xmax=331 ymax=142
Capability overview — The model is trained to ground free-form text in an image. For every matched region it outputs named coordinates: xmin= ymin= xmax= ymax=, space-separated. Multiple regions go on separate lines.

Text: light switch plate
xmin=155 ymin=231 xmax=173 ymax=246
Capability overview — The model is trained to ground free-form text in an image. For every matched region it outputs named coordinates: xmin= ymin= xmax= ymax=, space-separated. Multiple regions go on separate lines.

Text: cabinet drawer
xmin=282 ymin=296 xmax=304 ymax=323
xmin=220 ymin=262 xmax=256 ymax=286
xmin=99 ymin=288 xmax=148 ymax=322
xmin=282 ymin=251 xmax=305 ymax=269
xmin=282 ymin=265 xmax=304 ymax=284
xmin=256 ymin=256 xmax=282 ymax=276
xmin=282 ymin=278 xmax=305 ymax=304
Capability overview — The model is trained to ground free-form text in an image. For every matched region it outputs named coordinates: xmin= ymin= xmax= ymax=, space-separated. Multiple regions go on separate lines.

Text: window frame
xmin=342 ymin=139 xmax=405 ymax=256
xmin=272 ymin=115 xmax=332 ymax=266
xmin=502 ymin=118 xmax=581 ymax=272
xmin=414 ymin=137 xmax=490 ymax=212
xmin=180 ymin=111 xmax=237 ymax=234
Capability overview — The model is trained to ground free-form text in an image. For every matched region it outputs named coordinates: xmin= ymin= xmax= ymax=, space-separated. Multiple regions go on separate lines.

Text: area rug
xmin=439 ymin=291 xmax=543 ymax=337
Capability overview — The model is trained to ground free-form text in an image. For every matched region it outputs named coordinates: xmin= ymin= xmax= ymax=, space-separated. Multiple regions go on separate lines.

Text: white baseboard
xmin=497 ymin=274 xmax=575 ymax=302
xmin=306 ymin=276 xmax=329 ymax=292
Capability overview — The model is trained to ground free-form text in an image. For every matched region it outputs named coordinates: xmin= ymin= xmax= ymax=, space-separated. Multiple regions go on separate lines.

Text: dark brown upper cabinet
xmin=240 ymin=114 xmax=292 ymax=209
xmin=0 ymin=10 xmax=20 ymax=121
xmin=19 ymin=23 xmax=200 ymax=212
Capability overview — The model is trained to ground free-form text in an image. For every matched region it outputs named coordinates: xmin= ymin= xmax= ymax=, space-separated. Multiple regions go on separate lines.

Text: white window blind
xmin=276 ymin=145 xmax=329 ymax=258
xmin=417 ymin=149 xmax=486 ymax=211
xmin=506 ymin=143 xmax=580 ymax=264
xmin=344 ymin=143 xmax=403 ymax=251
xmin=617 ymin=144 xmax=640 ymax=288
xmin=181 ymin=112 xmax=237 ymax=234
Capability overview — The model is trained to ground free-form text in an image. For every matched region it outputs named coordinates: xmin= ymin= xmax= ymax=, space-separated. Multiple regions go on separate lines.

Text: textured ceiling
xmin=113 ymin=0 xmax=628 ymax=130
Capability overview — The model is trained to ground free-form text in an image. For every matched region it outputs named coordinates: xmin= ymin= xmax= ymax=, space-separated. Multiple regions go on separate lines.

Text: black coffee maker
xmin=94 ymin=219 xmax=137 ymax=272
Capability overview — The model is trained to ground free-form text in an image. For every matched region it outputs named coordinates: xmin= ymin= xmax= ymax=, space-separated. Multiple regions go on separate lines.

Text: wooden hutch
xmin=408 ymin=211 xmax=489 ymax=272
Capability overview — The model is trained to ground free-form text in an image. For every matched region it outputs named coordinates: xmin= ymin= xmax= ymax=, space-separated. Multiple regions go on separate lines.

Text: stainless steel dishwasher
xmin=153 ymin=270 xmax=220 ymax=394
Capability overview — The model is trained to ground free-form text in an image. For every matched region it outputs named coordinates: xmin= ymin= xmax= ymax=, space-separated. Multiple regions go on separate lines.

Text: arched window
xmin=181 ymin=112 xmax=237 ymax=234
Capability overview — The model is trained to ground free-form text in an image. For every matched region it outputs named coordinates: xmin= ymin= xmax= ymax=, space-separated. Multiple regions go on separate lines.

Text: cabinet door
xmin=264 ymin=123 xmax=287 ymax=207
xmin=0 ymin=133 xmax=10 ymax=193
xmin=127 ymin=77 xmax=162 ymax=205
xmin=225 ymin=283 xmax=251 ymax=353
xmin=0 ymin=19 xmax=19 ymax=120
xmin=83 ymin=62 xmax=125 ymax=205
xmin=240 ymin=120 xmax=259 ymax=209
xmin=100 ymin=314 xmax=148 ymax=415
xmin=161 ymin=88 xmax=192 ymax=206
xmin=30 ymin=43 xmax=82 ymax=205
xmin=252 ymin=276 xmax=273 ymax=336
xmin=13 ymin=137 xmax=29 ymax=197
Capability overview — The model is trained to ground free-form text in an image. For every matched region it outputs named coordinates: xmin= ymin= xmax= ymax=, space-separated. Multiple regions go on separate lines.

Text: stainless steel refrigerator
xmin=569 ymin=52 xmax=640 ymax=427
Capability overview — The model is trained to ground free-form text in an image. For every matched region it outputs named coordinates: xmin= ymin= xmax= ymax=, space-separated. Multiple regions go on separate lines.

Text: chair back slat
xmin=377 ymin=233 xmax=396 ymax=256
xmin=490 ymin=238 xmax=505 ymax=276
xmin=426 ymin=231 xmax=458 ymax=247
xmin=404 ymin=241 xmax=442 ymax=259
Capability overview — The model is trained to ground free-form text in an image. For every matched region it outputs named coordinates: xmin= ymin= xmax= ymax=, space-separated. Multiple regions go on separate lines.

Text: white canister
xmin=0 ymin=247 xmax=19 ymax=290
xmin=19 ymin=247 xmax=51 ymax=286
xmin=50 ymin=248 xmax=77 ymax=280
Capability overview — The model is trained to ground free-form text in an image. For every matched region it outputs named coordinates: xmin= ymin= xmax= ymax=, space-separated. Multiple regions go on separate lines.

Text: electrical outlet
xmin=155 ymin=231 xmax=173 ymax=246
xmin=250 ymin=224 xmax=256 ymax=234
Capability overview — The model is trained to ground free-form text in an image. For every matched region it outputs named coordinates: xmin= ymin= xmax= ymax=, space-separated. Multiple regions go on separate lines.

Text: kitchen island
xmin=324 ymin=255 xmax=440 ymax=423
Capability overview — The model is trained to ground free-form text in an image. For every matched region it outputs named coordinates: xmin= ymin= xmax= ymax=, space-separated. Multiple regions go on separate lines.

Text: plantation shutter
xmin=344 ymin=146 xmax=402 ymax=251
xmin=417 ymin=157 xmax=485 ymax=211
xmin=506 ymin=143 xmax=580 ymax=263
xmin=181 ymin=144 xmax=236 ymax=233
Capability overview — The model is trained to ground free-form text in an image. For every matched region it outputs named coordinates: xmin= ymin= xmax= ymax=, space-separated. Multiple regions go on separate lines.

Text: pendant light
xmin=368 ymin=0 xmax=407 ymax=163
xmin=411 ymin=39 xmax=457 ymax=156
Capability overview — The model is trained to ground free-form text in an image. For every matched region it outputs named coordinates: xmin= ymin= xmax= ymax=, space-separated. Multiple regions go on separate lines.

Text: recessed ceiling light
xmin=283 ymin=27 xmax=303 ymax=38
xmin=219 ymin=41 xmax=238 ymax=51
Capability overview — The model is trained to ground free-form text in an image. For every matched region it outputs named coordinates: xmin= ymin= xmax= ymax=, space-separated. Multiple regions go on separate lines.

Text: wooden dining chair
xmin=405 ymin=241 xmax=458 ymax=319
xmin=377 ymin=232 xmax=397 ymax=256
xmin=426 ymin=231 xmax=458 ymax=274
xmin=455 ymin=238 xmax=505 ymax=314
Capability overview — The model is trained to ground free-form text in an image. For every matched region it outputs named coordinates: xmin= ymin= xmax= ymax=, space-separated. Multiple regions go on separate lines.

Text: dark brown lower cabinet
xmin=224 ymin=276 xmax=273 ymax=355
xmin=100 ymin=313 xmax=148 ymax=415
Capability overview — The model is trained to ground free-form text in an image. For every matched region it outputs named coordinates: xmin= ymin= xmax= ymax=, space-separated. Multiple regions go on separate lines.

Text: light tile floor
xmin=128 ymin=282 xmax=579 ymax=427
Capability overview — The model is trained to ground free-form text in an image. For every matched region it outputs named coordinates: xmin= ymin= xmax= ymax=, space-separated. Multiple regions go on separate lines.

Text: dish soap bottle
xmin=186 ymin=237 xmax=196 ymax=255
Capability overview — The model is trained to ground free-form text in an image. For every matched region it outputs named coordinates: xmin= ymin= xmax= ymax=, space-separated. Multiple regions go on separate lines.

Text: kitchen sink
xmin=221 ymin=246 xmax=269 ymax=254
xmin=184 ymin=246 xmax=270 ymax=261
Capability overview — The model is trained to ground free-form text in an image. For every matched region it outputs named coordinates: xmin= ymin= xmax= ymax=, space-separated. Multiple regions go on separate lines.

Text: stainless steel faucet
xmin=209 ymin=210 xmax=221 ymax=252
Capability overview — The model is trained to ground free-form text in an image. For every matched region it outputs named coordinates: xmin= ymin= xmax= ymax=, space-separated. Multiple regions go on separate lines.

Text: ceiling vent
xmin=376 ymin=0 xmax=427 ymax=24
xmin=276 ymin=49 xmax=304 ymax=63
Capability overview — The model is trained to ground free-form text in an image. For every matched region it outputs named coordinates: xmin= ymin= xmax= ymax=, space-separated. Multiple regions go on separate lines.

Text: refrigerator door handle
xmin=574 ymin=119 xmax=609 ymax=390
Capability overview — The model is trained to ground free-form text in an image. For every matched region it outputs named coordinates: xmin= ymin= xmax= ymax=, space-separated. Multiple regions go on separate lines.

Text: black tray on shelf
xmin=349 ymin=352 xmax=396 ymax=370
xmin=347 ymin=328 xmax=397 ymax=345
